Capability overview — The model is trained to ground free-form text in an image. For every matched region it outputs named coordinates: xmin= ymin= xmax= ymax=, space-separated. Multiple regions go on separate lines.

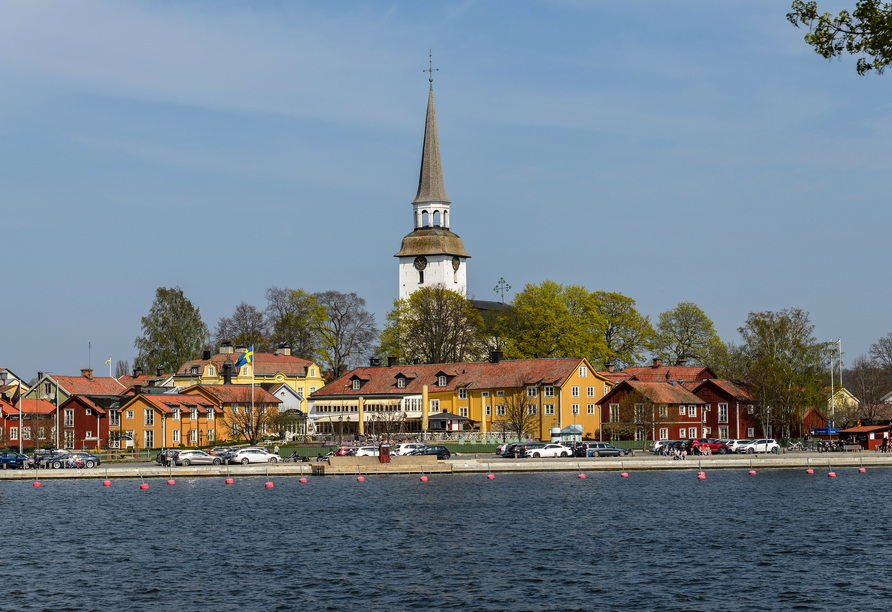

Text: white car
xmin=230 ymin=448 xmax=279 ymax=464
xmin=527 ymin=444 xmax=572 ymax=458
xmin=393 ymin=443 xmax=424 ymax=456
xmin=738 ymin=439 xmax=779 ymax=454
xmin=727 ymin=439 xmax=749 ymax=453
xmin=354 ymin=446 xmax=380 ymax=457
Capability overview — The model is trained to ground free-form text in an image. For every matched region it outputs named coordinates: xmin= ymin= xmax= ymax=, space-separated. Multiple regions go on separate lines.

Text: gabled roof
xmin=49 ymin=374 xmax=126 ymax=397
xmin=598 ymin=380 xmax=705 ymax=406
xmin=688 ymin=379 xmax=755 ymax=403
xmin=60 ymin=395 xmax=107 ymax=414
xmin=121 ymin=394 xmax=221 ymax=415
xmin=620 ymin=365 xmax=717 ymax=382
xmin=0 ymin=398 xmax=57 ymax=415
xmin=179 ymin=384 xmax=281 ymax=405
xmin=176 ymin=352 xmax=315 ymax=377
xmin=428 ymin=411 xmax=468 ymax=421
xmin=312 ymin=358 xmax=603 ymax=399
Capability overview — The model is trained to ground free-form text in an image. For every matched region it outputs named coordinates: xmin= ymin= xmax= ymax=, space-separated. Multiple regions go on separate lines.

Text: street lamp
xmin=338 ymin=415 xmax=343 ymax=445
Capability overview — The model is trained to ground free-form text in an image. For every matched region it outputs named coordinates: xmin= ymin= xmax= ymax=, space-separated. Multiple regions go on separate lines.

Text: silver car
xmin=174 ymin=450 xmax=223 ymax=466
xmin=229 ymin=448 xmax=279 ymax=464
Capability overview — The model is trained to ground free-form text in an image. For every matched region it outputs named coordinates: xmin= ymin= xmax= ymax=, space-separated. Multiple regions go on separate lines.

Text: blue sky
xmin=1 ymin=0 xmax=888 ymax=380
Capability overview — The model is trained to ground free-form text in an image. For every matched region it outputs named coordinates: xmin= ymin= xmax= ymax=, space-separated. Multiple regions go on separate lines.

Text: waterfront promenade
xmin=1 ymin=451 xmax=889 ymax=479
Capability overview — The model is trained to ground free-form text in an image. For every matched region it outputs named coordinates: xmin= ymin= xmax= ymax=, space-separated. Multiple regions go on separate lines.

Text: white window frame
xmin=458 ymin=388 xmax=466 ymax=399
xmin=544 ymin=386 xmax=554 ymax=397
xmin=172 ymin=429 xmax=180 ymax=443
xmin=572 ymin=386 xmax=579 ymax=398
xmin=481 ymin=391 xmax=490 ymax=397
xmin=352 ymin=380 xmax=360 ymax=390
xmin=609 ymin=404 xmax=619 ymax=422
xmin=9 ymin=427 xmax=17 ymax=440
xmin=579 ymin=366 xmax=587 ymax=377
xmin=191 ymin=409 xmax=198 ymax=421
xmin=207 ymin=429 xmax=214 ymax=442
xmin=527 ymin=404 xmax=537 ymax=416
xmin=144 ymin=409 xmax=154 ymax=426
xmin=572 ymin=404 xmax=579 ymax=415
xmin=544 ymin=404 xmax=555 ymax=415
xmin=496 ymin=390 xmax=505 ymax=397
xmin=23 ymin=427 xmax=31 ymax=440
xmin=438 ymin=376 xmax=447 ymax=387
xmin=747 ymin=427 xmax=755 ymax=437
xmin=110 ymin=410 xmax=120 ymax=426
xmin=126 ymin=410 xmax=134 ymax=420
xmin=208 ymin=408 xmax=214 ymax=421
xmin=190 ymin=429 xmax=198 ymax=443
xmin=459 ymin=407 xmax=468 ymax=417
xmin=587 ymin=404 xmax=595 ymax=415
xmin=173 ymin=409 xmax=180 ymax=421
xmin=689 ymin=405 xmax=697 ymax=418
xmin=85 ymin=408 xmax=92 ymax=416
xmin=679 ymin=405 xmax=687 ymax=416
xmin=587 ymin=386 xmax=595 ymax=398
xmin=430 ymin=399 xmax=440 ymax=412
xmin=719 ymin=403 xmax=728 ymax=423
xmin=688 ymin=427 xmax=698 ymax=439
xmin=485 ymin=405 xmax=491 ymax=416
xmin=659 ymin=427 xmax=669 ymax=440
xmin=397 ymin=377 xmax=406 ymax=389
xmin=495 ymin=405 xmax=506 ymax=416
xmin=527 ymin=386 xmax=538 ymax=398
xmin=64 ymin=409 xmax=74 ymax=427
xmin=659 ymin=406 xmax=668 ymax=418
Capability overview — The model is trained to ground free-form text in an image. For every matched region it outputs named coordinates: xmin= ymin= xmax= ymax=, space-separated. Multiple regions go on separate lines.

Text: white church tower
xmin=395 ymin=73 xmax=470 ymax=301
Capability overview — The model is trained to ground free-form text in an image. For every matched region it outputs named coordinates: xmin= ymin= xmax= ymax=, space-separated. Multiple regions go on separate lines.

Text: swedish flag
xmin=235 ymin=346 xmax=254 ymax=369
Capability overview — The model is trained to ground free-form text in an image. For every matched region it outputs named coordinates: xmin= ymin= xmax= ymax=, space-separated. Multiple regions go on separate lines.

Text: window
xmin=496 ymin=405 xmax=506 ymax=416
xmin=688 ymin=427 xmax=698 ymax=439
xmin=587 ymin=386 xmax=595 ymax=398
xmin=191 ymin=367 xmax=198 ymax=375
xmin=232 ymin=404 xmax=239 ymax=415
xmin=10 ymin=427 xmax=17 ymax=440
xmin=719 ymin=403 xmax=728 ymax=423
xmin=173 ymin=430 xmax=180 ymax=443
xmin=207 ymin=429 xmax=214 ymax=442
xmin=702 ymin=411 xmax=707 ymax=423
xmin=190 ymin=429 xmax=198 ymax=443
xmin=419 ymin=271 xmax=424 ymax=284
xmin=190 ymin=409 xmax=197 ymax=421
xmin=679 ymin=405 xmax=687 ymax=416
xmin=430 ymin=399 xmax=440 ymax=412
xmin=703 ymin=427 xmax=712 ymax=435
xmin=544 ymin=386 xmax=554 ymax=398
xmin=481 ymin=391 xmax=490 ymax=397
xmin=571 ymin=386 xmax=579 ymax=397
xmin=718 ymin=426 xmax=728 ymax=438
xmin=144 ymin=430 xmax=154 ymax=448
xmin=635 ymin=428 xmax=644 ymax=441
xmin=64 ymin=430 xmax=75 ymax=447
xmin=438 ymin=376 xmax=447 ymax=387
xmin=126 ymin=410 xmax=134 ymax=420
xmin=208 ymin=366 xmax=215 ymax=376
xmin=587 ymin=404 xmax=595 ymax=415
xmin=110 ymin=410 xmax=120 ymax=426
xmin=242 ymin=367 xmax=249 ymax=376
xmin=659 ymin=427 xmax=668 ymax=440
xmin=689 ymin=405 xmax=697 ymax=418
xmin=352 ymin=380 xmax=360 ymax=391
xmin=572 ymin=404 xmax=579 ymax=415
xmin=232 ymin=423 xmax=239 ymax=435
xmin=144 ymin=409 xmax=154 ymax=426
xmin=527 ymin=405 xmax=537 ymax=416
xmin=23 ymin=427 xmax=31 ymax=440
xmin=609 ymin=404 xmax=619 ymax=422
xmin=38 ymin=427 xmax=45 ymax=439
xmin=679 ymin=428 xmax=687 ymax=439
xmin=63 ymin=409 xmax=74 ymax=427
xmin=173 ymin=409 xmax=180 ymax=421
xmin=208 ymin=408 xmax=214 ymax=421
xmin=44 ymin=382 xmax=52 ymax=395
xmin=579 ymin=366 xmax=587 ymax=377
xmin=544 ymin=404 xmax=555 ymax=415
xmin=310 ymin=386 xmax=316 ymax=394
xmin=496 ymin=390 xmax=504 ymax=397
xmin=85 ymin=408 xmax=92 ymax=416
xmin=459 ymin=407 xmax=468 ymax=417
xmin=604 ymin=384 xmax=610 ymax=396
xmin=747 ymin=405 xmax=754 ymax=415
xmin=458 ymin=388 xmax=466 ymax=399
xmin=527 ymin=386 xmax=538 ymax=398
xmin=634 ymin=404 xmax=644 ymax=422
xmin=485 ymin=405 xmax=491 ymax=416
xmin=310 ymin=369 xmax=316 ymax=377
xmin=85 ymin=430 xmax=93 ymax=439
xmin=659 ymin=406 xmax=668 ymax=418
xmin=747 ymin=427 xmax=755 ymax=437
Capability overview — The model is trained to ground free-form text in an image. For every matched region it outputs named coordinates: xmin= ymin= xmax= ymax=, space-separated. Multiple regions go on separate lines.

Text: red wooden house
xmin=58 ymin=395 xmax=111 ymax=450
xmin=0 ymin=398 xmax=57 ymax=449
xmin=686 ymin=380 xmax=760 ymax=440
xmin=598 ymin=380 xmax=707 ymax=442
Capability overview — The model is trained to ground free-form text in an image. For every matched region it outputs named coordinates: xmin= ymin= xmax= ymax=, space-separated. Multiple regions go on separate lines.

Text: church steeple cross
xmin=424 ymin=49 xmax=438 ymax=90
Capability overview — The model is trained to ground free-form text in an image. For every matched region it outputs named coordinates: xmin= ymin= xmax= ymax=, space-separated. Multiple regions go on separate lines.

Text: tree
xmin=265 ymin=287 xmax=327 ymax=361
xmin=377 ymin=285 xmax=485 ymax=365
xmin=313 ymin=291 xmax=378 ymax=375
xmin=703 ymin=341 xmax=749 ymax=380
xmin=653 ymin=302 xmax=721 ymax=366
xmin=114 ymin=359 xmax=130 ymax=379
xmin=869 ymin=331 xmax=892 ymax=372
xmin=214 ymin=301 xmax=270 ymax=352
xmin=269 ymin=410 xmax=306 ymax=440
xmin=738 ymin=309 xmax=831 ymax=438
xmin=134 ymin=287 xmax=210 ymax=375
xmin=503 ymin=281 xmax=606 ymax=364
xmin=591 ymin=291 xmax=654 ymax=369
xmin=222 ymin=394 xmax=278 ymax=446
xmin=601 ymin=387 xmax=679 ymax=449
xmin=846 ymin=354 xmax=892 ymax=425
xmin=788 ymin=1 xmax=892 ymax=75
xmin=498 ymin=384 xmax=539 ymax=441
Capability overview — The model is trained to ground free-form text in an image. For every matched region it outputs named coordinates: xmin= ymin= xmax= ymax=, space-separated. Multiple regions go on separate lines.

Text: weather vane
xmin=493 ymin=277 xmax=511 ymax=303
xmin=424 ymin=49 xmax=438 ymax=89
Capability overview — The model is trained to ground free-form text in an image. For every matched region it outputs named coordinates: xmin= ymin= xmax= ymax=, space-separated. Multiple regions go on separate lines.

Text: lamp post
xmin=338 ymin=415 xmax=343 ymax=445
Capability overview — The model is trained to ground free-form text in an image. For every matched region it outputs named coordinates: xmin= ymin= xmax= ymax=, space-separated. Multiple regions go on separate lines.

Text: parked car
xmin=495 ymin=443 xmax=510 ymax=456
xmin=354 ymin=446 xmax=380 ymax=457
xmin=393 ymin=443 xmax=425 ymax=456
xmin=68 ymin=451 xmax=101 ymax=468
xmin=0 ymin=451 xmax=30 ymax=469
xmin=526 ymin=444 xmax=571 ymax=458
xmin=174 ymin=449 xmax=222 ymax=466
xmin=408 ymin=445 xmax=451 ymax=460
xmin=738 ymin=439 xmax=779 ymax=454
xmin=502 ymin=443 xmax=523 ymax=458
xmin=648 ymin=440 xmax=676 ymax=454
xmin=514 ymin=443 xmax=546 ymax=458
xmin=207 ymin=446 xmax=232 ymax=456
xmin=583 ymin=442 xmax=631 ymax=457
xmin=156 ymin=449 xmax=178 ymax=466
xmin=690 ymin=439 xmax=730 ymax=455
xmin=727 ymin=439 xmax=749 ymax=453
xmin=229 ymin=448 xmax=279 ymax=464
xmin=334 ymin=447 xmax=358 ymax=456
xmin=43 ymin=451 xmax=85 ymax=469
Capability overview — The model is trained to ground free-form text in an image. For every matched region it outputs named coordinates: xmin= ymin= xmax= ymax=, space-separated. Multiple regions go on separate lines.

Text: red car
xmin=334 ymin=447 xmax=357 ymax=456
xmin=689 ymin=439 xmax=730 ymax=455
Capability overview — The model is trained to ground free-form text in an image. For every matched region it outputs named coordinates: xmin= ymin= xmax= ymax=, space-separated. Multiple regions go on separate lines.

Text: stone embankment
xmin=1 ymin=451 xmax=889 ymax=479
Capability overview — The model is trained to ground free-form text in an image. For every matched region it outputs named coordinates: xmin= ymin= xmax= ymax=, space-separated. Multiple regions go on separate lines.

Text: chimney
xmin=369 ymin=357 xmax=381 ymax=367
xmin=606 ymin=363 xmax=614 ymax=373
xmin=222 ymin=360 xmax=233 ymax=385
xmin=277 ymin=344 xmax=291 ymax=356
xmin=652 ymin=358 xmax=662 ymax=368
xmin=413 ymin=357 xmax=420 ymax=365
xmin=676 ymin=359 xmax=687 ymax=366
xmin=490 ymin=349 xmax=503 ymax=364
xmin=203 ymin=350 xmax=211 ymax=360
xmin=38 ymin=371 xmax=44 ymax=380
xmin=387 ymin=356 xmax=397 ymax=367
xmin=220 ymin=341 xmax=234 ymax=355
xmin=156 ymin=367 xmax=164 ymax=377
xmin=134 ymin=384 xmax=143 ymax=395
xmin=235 ymin=344 xmax=247 ymax=354
xmin=81 ymin=368 xmax=93 ymax=379
xmin=133 ymin=365 xmax=143 ymax=378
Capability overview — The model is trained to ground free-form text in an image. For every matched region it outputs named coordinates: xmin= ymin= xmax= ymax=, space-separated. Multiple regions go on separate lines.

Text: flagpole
xmin=17 ymin=381 xmax=22 ymax=454
xmin=251 ymin=347 xmax=255 ymax=441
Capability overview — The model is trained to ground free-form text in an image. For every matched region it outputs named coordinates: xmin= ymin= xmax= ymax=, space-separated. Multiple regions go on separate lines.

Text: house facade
xmin=116 ymin=392 xmax=223 ymax=449
xmin=598 ymin=380 xmax=707 ymax=442
xmin=0 ymin=398 xmax=57 ymax=450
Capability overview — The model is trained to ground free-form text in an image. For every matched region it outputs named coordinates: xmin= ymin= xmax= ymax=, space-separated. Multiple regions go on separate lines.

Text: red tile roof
xmin=118 ymin=374 xmax=166 ymax=386
xmin=60 ymin=395 xmax=107 ymax=414
xmin=52 ymin=375 xmax=126 ymax=396
xmin=599 ymin=380 xmax=705 ymax=405
xmin=687 ymin=379 xmax=755 ymax=403
xmin=124 ymin=394 xmax=221 ymax=415
xmin=0 ymin=398 xmax=57 ymax=415
xmin=597 ymin=372 xmax=633 ymax=384
xmin=619 ymin=365 xmax=717 ymax=382
xmin=180 ymin=385 xmax=281 ymax=405
xmin=177 ymin=353 xmax=315 ymax=377
xmin=313 ymin=358 xmax=593 ymax=399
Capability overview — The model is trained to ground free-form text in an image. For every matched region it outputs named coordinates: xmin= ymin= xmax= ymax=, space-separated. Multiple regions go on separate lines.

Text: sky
xmin=1 ymin=0 xmax=889 ymax=381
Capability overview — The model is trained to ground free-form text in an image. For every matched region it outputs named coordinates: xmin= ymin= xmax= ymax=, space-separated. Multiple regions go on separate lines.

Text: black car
xmin=501 ymin=443 xmax=523 ymax=458
xmin=409 ymin=446 xmax=451 ymax=460
xmin=0 ymin=451 xmax=30 ymax=469
xmin=581 ymin=442 xmax=630 ymax=457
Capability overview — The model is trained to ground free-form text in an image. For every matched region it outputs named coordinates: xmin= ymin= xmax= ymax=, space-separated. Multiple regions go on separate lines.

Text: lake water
xmin=1 ymin=467 xmax=888 ymax=611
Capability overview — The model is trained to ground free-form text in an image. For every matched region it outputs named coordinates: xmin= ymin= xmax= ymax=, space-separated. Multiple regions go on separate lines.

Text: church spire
xmin=413 ymin=53 xmax=450 ymax=204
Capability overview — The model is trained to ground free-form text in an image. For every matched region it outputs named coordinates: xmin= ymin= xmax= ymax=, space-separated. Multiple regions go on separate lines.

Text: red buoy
xmin=697 ymin=472 xmax=706 ymax=480
xmin=33 ymin=482 xmax=41 ymax=488
xmin=103 ymin=480 xmax=111 ymax=486
xmin=265 ymin=482 xmax=274 ymax=489
xmin=225 ymin=477 xmax=234 ymax=485
xmin=578 ymin=473 xmax=586 ymax=479
xmin=487 ymin=474 xmax=495 ymax=480
xmin=748 ymin=470 xmax=756 ymax=476
xmin=420 ymin=475 xmax=428 ymax=482
xmin=140 ymin=483 xmax=149 ymax=490
xmin=357 ymin=476 xmax=365 ymax=482
xmin=828 ymin=471 xmax=836 ymax=478
xmin=621 ymin=472 xmax=629 ymax=478
xmin=299 ymin=477 xmax=307 ymax=483
xmin=806 ymin=469 xmax=814 ymax=474
xmin=167 ymin=479 xmax=175 ymax=485
xmin=859 ymin=467 xmax=866 ymax=473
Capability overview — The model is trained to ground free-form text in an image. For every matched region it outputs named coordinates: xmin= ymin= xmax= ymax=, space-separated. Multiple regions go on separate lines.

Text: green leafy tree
xmin=591 ymin=291 xmax=654 ymax=369
xmin=503 ymin=281 xmax=606 ymax=363
xmin=788 ymin=1 xmax=892 ymax=75
xmin=653 ymin=302 xmax=721 ymax=366
xmin=134 ymin=287 xmax=209 ymax=375
xmin=377 ymin=286 xmax=484 ymax=365
xmin=265 ymin=287 xmax=327 ymax=362
xmin=703 ymin=340 xmax=749 ymax=380
xmin=313 ymin=290 xmax=378 ymax=376
xmin=738 ymin=308 xmax=831 ymax=437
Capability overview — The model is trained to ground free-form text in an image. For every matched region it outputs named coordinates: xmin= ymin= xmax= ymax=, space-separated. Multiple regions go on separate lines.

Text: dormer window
xmin=438 ymin=376 xmax=447 ymax=387
xmin=352 ymin=380 xmax=360 ymax=391
xmin=397 ymin=377 xmax=406 ymax=389
xmin=191 ymin=367 xmax=198 ymax=375
xmin=208 ymin=366 xmax=215 ymax=376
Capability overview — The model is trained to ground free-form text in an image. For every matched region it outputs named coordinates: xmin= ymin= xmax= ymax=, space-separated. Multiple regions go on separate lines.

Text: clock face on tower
xmin=452 ymin=256 xmax=461 ymax=271
xmin=413 ymin=256 xmax=428 ymax=271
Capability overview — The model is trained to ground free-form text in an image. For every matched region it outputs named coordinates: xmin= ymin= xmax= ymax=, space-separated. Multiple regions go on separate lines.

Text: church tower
xmin=395 ymin=74 xmax=470 ymax=301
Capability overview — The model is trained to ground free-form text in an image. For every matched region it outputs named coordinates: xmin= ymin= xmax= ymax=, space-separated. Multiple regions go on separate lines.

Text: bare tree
xmin=313 ymin=291 xmax=378 ymax=375
xmin=870 ymin=332 xmax=892 ymax=373
xmin=498 ymin=384 xmax=539 ymax=441
xmin=223 ymin=399 xmax=278 ymax=446
xmin=215 ymin=302 xmax=270 ymax=352
xmin=847 ymin=354 xmax=892 ymax=425
xmin=114 ymin=359 xmax=130 ymax=378
xmin=601 ymin=390 xmax=678 ymax=448
xmin=369 ymin=408 xmax=407 ymax=440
